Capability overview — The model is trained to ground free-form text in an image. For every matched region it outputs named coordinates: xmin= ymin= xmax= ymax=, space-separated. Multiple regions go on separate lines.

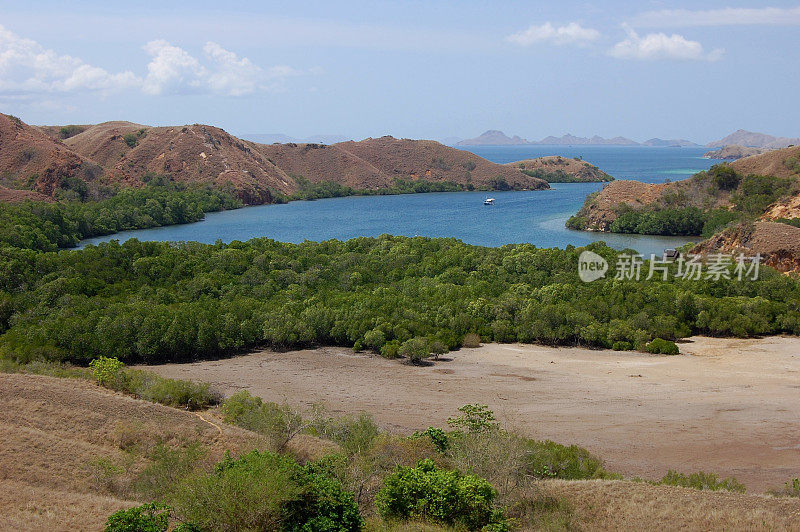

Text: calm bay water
xmin=79 ymin=146 xmax=720 ymax=255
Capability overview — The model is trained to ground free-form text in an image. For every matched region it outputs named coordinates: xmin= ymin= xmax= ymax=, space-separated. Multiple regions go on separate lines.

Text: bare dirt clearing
xmin=147 ymin=336 xmax=800 ymax=492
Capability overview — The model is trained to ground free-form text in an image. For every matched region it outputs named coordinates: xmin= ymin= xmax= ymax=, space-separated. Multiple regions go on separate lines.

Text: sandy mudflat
xmin=145 ymin=336 xmax=800 ymax=492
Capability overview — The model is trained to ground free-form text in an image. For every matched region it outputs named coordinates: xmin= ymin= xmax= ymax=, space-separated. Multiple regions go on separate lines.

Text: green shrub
xmin=380 ymin=340 xmax=401 ymax=359
xmin=398 ymin=337 xmax=430 ymax=364
xmin=447 ymin=404 xmax=498 ymax=434
xmin=376 ymin=459 xmax=506 ymax=530
xmin=645 ymin=338 xmax=680 ymax=355
xmin=363 ymin=328 xmax=386 ymax=350
xmin=105 ymin=503 xmax=170 ymax=532
xmin=138 ymin=376 xmax=220 ymax=410
xmin=768 ymin=478 xmax=800 ymax=497
xmin=412 ymin=427 xmax=449 ymax=452
xmin=313 ymin=411 xmax=379 ymax=455
xmin=221 ymin=390 xmax=304 ymax=449
xmin=656 ymin=470 xmax=746 ymax=492
xmin=123 ymin=129 xmax=147 ymax=148
xmin=133 ymin=443 xmax=206 ymax=500
xmin=710 ymin=165 xmax=740 ymax=191
xmin=428 ymin=340 xmax=447 ymax=360
xmin=59 ymin=125 xmax=85 ymax=139
xmin=171 ymin=450 xmax=362 ymax=532
xmin=523 ymin=440 xmax=609 ymax=480
xmin=89 ymin=356 xmax=126 ymax=386
xmin=611 ymin=341 xmax=632 ymax=351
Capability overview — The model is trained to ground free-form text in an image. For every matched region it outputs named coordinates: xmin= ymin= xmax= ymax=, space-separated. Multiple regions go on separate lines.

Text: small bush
xmin=612 ymin=341 xmax=632 ymax=351
xmin=139 ymin=376 xmax=220 ymax=410
xmin=221 ymin=390 xmax=304 ymax=450
xmin=462 ymin=333 xmax=481 ymax=348
xmin=428 ymin=340 xmax=447 ymax=360
xmin=768 ymin=478 xmax=800 ymax=497
xmin=363 ymin=328 xmax=386 ymax=350
xmin=313 ymin=411 xmax=379 ymax=455
xmin=123 ymin=129 xmax=147 ymax=148
xmin=447 ymin=404 xmax=498 ymax=434
xmin=710 ymin=165 xmax=741 ymax=191
xmin=657 ymin=470 xmax=746 ymax=492
xmin=376 ymin=459 xmax=506 ymax=530
xmin=133 ymin=443 xmax=206 ymax=500
xmin=412 ymin=427 xmax=449 ymax=452
xmin=172 ymin=450 xmax=362 ymax=532
xmin=398 ymin=337 xmax=430 ymax=364
xmin=59 ymin=125 xmax=85 ymax=139
xmin=105 ymin=503 xmax=170 ymax=532
xmin=380 ymin=340 xmax=400 ymax=359
xmin=89 ymin=356 xmax=126 ymax=386
xmin=645 ymin=338 xmax=679 ymax=355
xmin=524 ymin=440 xmax=609 ymax=480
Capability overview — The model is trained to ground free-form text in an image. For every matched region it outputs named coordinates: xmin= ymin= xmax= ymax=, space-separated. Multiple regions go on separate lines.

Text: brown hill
xmin=59 ymin=123 xmax=547 ymax=204
xmin=333 ymin=136 xmax=547 ymax=190
xmin=64 ymin=121 xmax=294 ymax=204
xmin=506 ymin=156 xmax=613 ymax=182
xmin=571 ymin=146 xmax=800 ymax=231
xmin=257 ymin=141 xmax=390 ymax=189
xmin=0 ymin=113 xmax=95 ymax=197
xmin=692 ymin=221 xmax=800 ymax=272
xmin=729 ymin=144 xmax=800 ymax=179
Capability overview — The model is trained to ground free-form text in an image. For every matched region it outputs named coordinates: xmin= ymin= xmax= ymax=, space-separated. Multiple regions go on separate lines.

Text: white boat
xmin=483 ymin=198 xmax=495 ymax=205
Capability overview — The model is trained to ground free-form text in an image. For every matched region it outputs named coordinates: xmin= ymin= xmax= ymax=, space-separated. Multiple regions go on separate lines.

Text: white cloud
xmin=609 ymin=27 xmax=724 ymax=61
xmin=142 ymin=40 xmax=301 ymax=96
xmin=141 ymin=40 xmax=207 ymax=95
xmin=506 ymin=22 xmax=601 ymax=46
xmin=0 ymin=24 xmax=139 ymax=94
xmin=0 ymin=24 xmax=302 ymax=98
xmin=630 ymin=6 xmax=800 ymax=27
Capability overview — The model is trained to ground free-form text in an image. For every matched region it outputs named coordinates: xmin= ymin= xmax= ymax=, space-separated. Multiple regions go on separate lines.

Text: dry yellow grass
xmin=548 ymin=479 xmax=800 ymax=531
xmin=0 ymin=372 xmax=266 ymax=530
xmin=2 ymin=372 xmax=799 ymax=531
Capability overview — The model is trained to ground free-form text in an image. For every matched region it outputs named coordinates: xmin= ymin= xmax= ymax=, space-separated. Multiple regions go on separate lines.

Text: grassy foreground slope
xmin=2 ymin=372 xmax=799 ymax=531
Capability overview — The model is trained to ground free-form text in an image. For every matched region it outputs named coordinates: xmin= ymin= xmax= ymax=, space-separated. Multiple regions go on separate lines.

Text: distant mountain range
xmin=705 ymin=129 xmax=800 ymax=149
xmin=456 ymin=130 xmax=699 ymax=147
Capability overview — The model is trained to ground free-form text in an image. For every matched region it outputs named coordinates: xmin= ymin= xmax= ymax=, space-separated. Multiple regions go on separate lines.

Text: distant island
xmin=703 ymin=145 xmax=766 ymax=160
xmin=457 ymin=130 xmax=698 ymax=147
xmin=705 ymin=129 xmax=800 ymax=149
xmin=506 ymin=156 xmax=614 ymax=183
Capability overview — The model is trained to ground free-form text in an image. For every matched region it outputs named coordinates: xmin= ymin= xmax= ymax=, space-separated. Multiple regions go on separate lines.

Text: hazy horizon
xmin=1 ymin=1 xmax=799 ymax=142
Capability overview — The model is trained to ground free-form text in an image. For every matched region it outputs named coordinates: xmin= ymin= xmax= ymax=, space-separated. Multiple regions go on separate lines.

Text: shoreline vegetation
xmin=1 ymin=230 xmax=799 ymax=365
xmin=0 ymin=175 xmax=534 ymax=252
xmin=567 ymin=162 xmax=800 ymax=237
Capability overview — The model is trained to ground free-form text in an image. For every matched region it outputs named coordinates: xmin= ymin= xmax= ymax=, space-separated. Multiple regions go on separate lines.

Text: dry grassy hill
xmin=1 ymin=117 xmax=547 ymax=205
xmin=0 ymin=372 xmax=269 ymax=530
xmin=64 ymin=121 xmax=294 ymax=204
xmin=0 ymin=113 xmax=95 ymax=198
xmin=334 ymin=136 xmax=547 ymax=190
xmin=1 ymin=372 xmax=798 ymax=531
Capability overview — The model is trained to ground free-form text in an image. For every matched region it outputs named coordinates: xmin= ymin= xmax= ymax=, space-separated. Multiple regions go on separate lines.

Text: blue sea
xmin=79 ymin=146 xmax=720 ymax=256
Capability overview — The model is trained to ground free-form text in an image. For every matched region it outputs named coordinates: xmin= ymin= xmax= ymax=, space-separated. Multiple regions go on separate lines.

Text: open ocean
xmin=78 ymin=146 xmax=721 ymax=255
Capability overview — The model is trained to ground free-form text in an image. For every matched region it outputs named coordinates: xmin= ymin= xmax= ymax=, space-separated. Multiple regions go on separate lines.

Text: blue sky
xmin=1 ymin=1 xmax=798 ymax=143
